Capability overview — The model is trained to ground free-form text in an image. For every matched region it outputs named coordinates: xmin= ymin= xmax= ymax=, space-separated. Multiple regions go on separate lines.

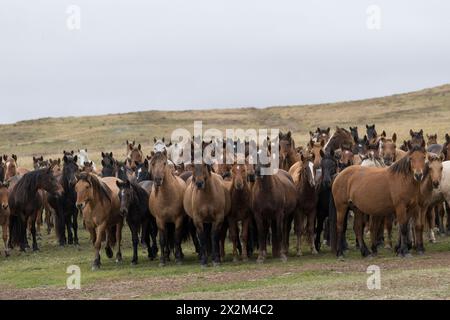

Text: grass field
xmin=1 ymin=84 xmax=450 ymax=300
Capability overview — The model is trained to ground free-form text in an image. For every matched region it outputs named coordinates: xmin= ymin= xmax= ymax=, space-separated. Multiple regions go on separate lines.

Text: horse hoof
xmin=212 ymin=262 xmax=220 ymax=268
xmin=232 ymin=257 xmax=239 ymax=263
xmin=256 ymin=258 xmax=264 ymax=264
xmin=384 ymin=244 xmax=392 ymax=250
xmin=337 ymin=255 xmax=345 ymax=261
xmin=242 ymin=257 xmax=249 ymax=263
xmin=280 ymin=255 xmax=288 ymax=263
xmin=115 ymin=258 xmax=122 ymax=264
xmin=4 ymin=251 xmax=10 ymax=257
xmin=32 ymin=247 xmax=39 ymax=252
xmin=417 ymin=250 xmax=424 ymax=256
xmin=159 ymin=262 xmax=166 ymax=267
xmin=131 ymin=261 xmax=138 ymax=266
xmin=296 ymin=251 xmax=303 ymax=257
xmin=311 ymin=249 xmax=318 ymax=255
xmin=91 ymin=264 xmax=100 ymax=271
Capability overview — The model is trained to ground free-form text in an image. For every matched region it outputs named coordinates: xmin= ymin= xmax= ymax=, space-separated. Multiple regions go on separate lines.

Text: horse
xmin=75 ymin=173 xmax=124 ymax=270
xmin=127 ymin=143 xmax=144 ymax=171
xmin=279 ymin=131 xmax=300 ymax=171
xmin=366 ymin=124 xmax=378 ymax=144
xmin=331 ymin=143 xmax=427 ymax=258
xmin=116 ymin=161 xmax=134 ymax=182
xmin=0 ymin=182 xmax=10 ymax=256
xmin=338 ymin=143 xmax=354 ymax=170
xmin=400 ymin=140 xmax=409 ymax=152
xmin=135 ymin=159 xmax=152 ymax=182
xmin=116 ymin=180 xmax=157 ymax=264
xmin=412 ymin=154 xmax=444 ymax=253
xmin=324 ymin=127 xmax=354 ymax=154
xmin=380 ymin=132 xmax=406 ymax=166
xmin=4 ymin=155 xmax=29 ymax=181
xmin=33 ymin=156 xmax=47 ymax=170
xmin=77 ymin=149 xmax=97 ymax=172
xmin=225 ymin=163 xmax=253 ymax=262
xmin=52 ymin=154 xmax=81 ymax=246
xmin=149 ymin=150 xmax=188 ymax=266
xmin=360 ymin=138 xmax=384 ymax=168
xmin=184 ymin=163 xmax=231 ymax=266
xmin=442 ymin=134 xmax=450 ymax=161
xmin=426 ymin=134 xmax=438 ymax=147
xmin=9 ymin=167 xmax=60 ymax=251
xmin=289 ymin=153 xmax=318 ymax=256
xmin=349 ymin=127 xmax=359 ymax=143
xmin=312 ymin=128 xmax=331 ymax=144
xmin=410 ymin=129 xmax=425 ymax=148
xmin=81 ymin=161 xmax=98 ymax=175
xmin=251 ymin=150 xmax=297 ymax=263
xmin=101 ymin=152 xmax=117 ymax=177
xmin=0 ymin=156 xmax=5 ymax=182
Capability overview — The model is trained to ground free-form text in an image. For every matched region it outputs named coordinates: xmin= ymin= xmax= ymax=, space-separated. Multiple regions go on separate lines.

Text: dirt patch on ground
xmin=2 ymin=251 xmax=450 ymax=300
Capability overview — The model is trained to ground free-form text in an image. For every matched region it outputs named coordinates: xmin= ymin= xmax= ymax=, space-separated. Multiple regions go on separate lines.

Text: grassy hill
xmin=1 ymin=84 xmax=450 ymax=168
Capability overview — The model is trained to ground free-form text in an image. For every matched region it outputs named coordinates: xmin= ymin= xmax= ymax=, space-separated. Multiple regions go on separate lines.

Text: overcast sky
xmin=1 ymin=0 xmax=449 ymax=123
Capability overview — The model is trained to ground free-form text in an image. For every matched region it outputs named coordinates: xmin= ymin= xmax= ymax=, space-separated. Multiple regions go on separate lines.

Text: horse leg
xmin=157 ymin=219 xmax=168 ymax=266
xmin=228 ymin=218 xmax=239 ymax=262
xmin=415 ymin=208 xmax=426 ymax=255
xmin=141 ymin=220 xmax=153 ymax=260
xmin=72 ymin=210 xmax=79 ymax=245
xmin=369 ymin=216 xmax=383 ymax=256
xmin=395 ymin=206 xmax=411 ymax=257
xmin=194 ymin=220 xmax=207 ymax=267
xmin=2 ymin=223 xmax=9 ymax=257
xmin=276 ymin=211 xmax=287 ymax=262
xmin=315 ymin=213 xmax=325 ymax=252
xmin=36 ymin=209 xmax=43 ymax=239
xmin=255 ymin=214 xmax=266 ymax=263
xmin=174 ymin=216 xmax=184 ymax=265
xmin=241 ymin=217 xmax=250 ymax=261
xmin=426 ymin=206 xmax=436 ymax=243
xmin=92 ymin=223 xmax=106 ymax=270
xmin=294 ymin=210 xmax=303 ymax=257
xmin=384 ymin=214 xmax=393 ymax=249
xmin=115 ymin=222 xmax=123 ymax=263
xmin=307 ymin=207 xmax=318 ymax=255
xmin=66 ymin=212 xmax=74 ymax=245
xmin=129 ymin=222 xmax=139 ymax=265
xmin=212 ymin=220 xmax=223 ymax=267
xmin=30 ymin=214 xmax=39 ymax=251
xmin=354 ymin=210 xmax=370 ymax=257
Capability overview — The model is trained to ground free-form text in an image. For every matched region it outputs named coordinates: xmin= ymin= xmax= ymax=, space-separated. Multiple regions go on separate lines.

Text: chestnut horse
xmin=380 ymin=132 xmax=406 ymax=166
xmin=184 ymin=163 xmax=231 ymax=266
xmin=0 ymin=156 xmax=5 ymax=182
xmin=4 ymin=155 xmax=29 ymax=181
xmin=324 ymin=127 xmax=354 ymax=154
xmin=279 ymin=131 xmax=299 ymax=171
xmin=442 ymin=134 xmax=450 ymax=161
xmin=149 ymin=150 xmax=187 ymax=266
xmin=127 ymin=142 xmax=144 ymax=171
xmin=75 ymin=173 xmax=124 ymax=270
xmin=251 ymin=154 xmax=297 ymax=263
xmin=331 ymin=143 xmax=427 ymax=258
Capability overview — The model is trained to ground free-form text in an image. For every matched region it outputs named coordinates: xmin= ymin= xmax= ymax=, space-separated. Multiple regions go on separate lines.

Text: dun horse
xmin=75 ymin=173 xmax=124 ymax=270
xmin=0 ymin=182 xmax=10 ymax=256
xmin=331 ymin=143 xmax=427 ymax=258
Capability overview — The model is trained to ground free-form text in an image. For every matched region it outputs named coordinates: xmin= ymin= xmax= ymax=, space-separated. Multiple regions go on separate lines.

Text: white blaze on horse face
xmin=309 ymin=161 xmax=316 ymax=186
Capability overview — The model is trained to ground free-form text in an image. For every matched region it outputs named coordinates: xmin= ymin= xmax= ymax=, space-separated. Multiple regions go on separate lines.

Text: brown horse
xmin=410 ymin=129 xmax=425 ymax=147
xmin=412 ymin=154 xmax=444 ymax=253
xmin=442 ymin=134 xmax=450 ymax=161
xmin=149 ymin=150 xmax=187 ymax=266
xmin=426 ymin=134 xmax=438 ymax=147
xmin=279 ymin=131 xmax=300 ymax=171
xmin=324 ymin=127 xmax=354 ymax=154
xmin=0 ymin=182 xmax=10 ymax=256
xmin=331 ymin=143 xmax=427 ymax=258
xmin=226 ymin=164 xmax=252 ymax=262
xmin=366 ymin=124 xmax=378 ymax=144
xmin=4 ymin=155 xmax=29 ymax=181
xmin=380 ymin=132 xmax=406 ymax=166
xmin=184 ymin=163 xmax=231 ymax=266
xmin=289 ymin=154 xmax=318 ymax=256
xmin=127 ymin=141 xmax=144 ymax=170
xmin=75 ymin=173 xmax=124 ymax=270
xmin=251 ymin=151 xmax=297 ymax=263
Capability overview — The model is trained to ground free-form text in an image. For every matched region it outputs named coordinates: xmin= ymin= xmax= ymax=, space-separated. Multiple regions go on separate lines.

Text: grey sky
xmin=1 ymin=0 xmax=449 ymax=124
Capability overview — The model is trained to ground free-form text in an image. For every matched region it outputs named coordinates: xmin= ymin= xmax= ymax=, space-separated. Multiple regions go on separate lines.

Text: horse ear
xmin=73 ymin=155 xmax=78 ymax=163
xmin=162 ymin=137 xmax=165 ymax=143
xmin=407 ymin=140 xmax=412 ymax=151
xmin=446 ymin=133 xmax=450 ymax=143
xmin=101 ymin=152 xmax=105 ymax=158
xmin=153 ymin=137 xmax=157 ymax=143
xmin=381 ymin=130 xmax=386 ymax=138
xmin=58 ymin=159 xmax=61 ymax=165
xmin=33 ymin=157 xmax=37 ymax=162
xmin=279 ymin=132 xmax=283 ymax=138
xmin=101 ymin=160 xmax=106 ymax=167
xmin=419 ymin=129 xmax=423 ymax=135
xmin=110 ymin=152 xmax=113 ymax=158
xmin=3 ymin=155 xmax=7 ymax=161
xmin=392 ymin=133 xmax=397 ymax=143
xmin=63 ymin=155 xmax=68 ymax=163
xmin=287 ymin=131 xmax=291 ymax=139
xmin=317 ymin=128 xmax=320 ymax=133
xmin=366 ymin=124 xmax=369 ymax=129
xmin=363 ymin=135 xmax=368 ymax=143
xmin=326 ymin=128 xmax=330 ymax=134
xmin=12 ymin=154 xmax=17 ymax=161
xmin=116 ymin=180 xmax=122 ymax=188
xmin=410 ymin=129 xmax=414 ymax=137
xmin=138 ymin=144 xmax=141 ymax=151
xmin=144 ymin=159 xmax=149 ymax=168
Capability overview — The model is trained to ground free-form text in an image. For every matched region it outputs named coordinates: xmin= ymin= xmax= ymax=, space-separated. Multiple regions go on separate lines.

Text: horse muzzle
xmin=154 ymin=177 xmax=163 ymax=187
xmin=414 ymin=172 xmax=424 ymax=182
xmin=1 ymin=204 xmax=8 ymax=211
xmin=76 ymin=202 xmax=86 ymax=211
xmin=196 ymin=181 xmax=205 ymax=189
xmin=432 ymin=180 xmax=440 ymax=189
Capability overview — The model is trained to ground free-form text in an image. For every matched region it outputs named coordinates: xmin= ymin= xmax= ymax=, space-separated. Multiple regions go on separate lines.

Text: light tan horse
xmin=380 ymin=132 xmax=407 ymax=166
xmin=184 ymin=163 xmax=231 ymax=267
xmin=4 ymin=155 xmax=29 ymax=181
xmin=75 ymin=173 xmax=124 ymax=270
xmin=0 ymin=182 xmax=10 ymax=257
xmin=331 ymin=143 xmax=428 ymax=258
xmin=149 ymin=150 xmax=187 ymax=266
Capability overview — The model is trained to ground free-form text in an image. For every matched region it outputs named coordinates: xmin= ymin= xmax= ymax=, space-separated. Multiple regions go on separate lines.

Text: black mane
xmin=389 ymin=146 xmax=424 ymax=177
xmin=79 ymin=173 xmax=112 ymax=204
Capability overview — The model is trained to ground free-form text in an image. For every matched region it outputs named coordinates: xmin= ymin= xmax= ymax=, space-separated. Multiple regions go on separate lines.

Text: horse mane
xmin=79 ymin=173 xmax=112 ymax=204
xmin=389 ymin=146 xmax=424 ymax=177
xmin=11 ymin=169 xmax=49 ymax=204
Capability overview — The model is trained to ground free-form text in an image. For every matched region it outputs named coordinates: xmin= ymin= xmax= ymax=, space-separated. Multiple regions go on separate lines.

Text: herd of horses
xmin=1 ymin=126 xmax=450 ymax=269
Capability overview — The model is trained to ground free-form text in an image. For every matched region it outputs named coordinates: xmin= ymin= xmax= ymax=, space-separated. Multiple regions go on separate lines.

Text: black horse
xmin=101 ymin=152 xmax=117 ymax=177
xmin=0 ymin=156 xmax=5 ymax=182
xmin=135 ymin=159 xmax=151 ymax=182
xmin=116 ymin=180 xmax=158 ymax=264
xmin=9 ymin=168 xmax=60 ymax=251
xmin=55 ymin=154 xmax=80 ymax=245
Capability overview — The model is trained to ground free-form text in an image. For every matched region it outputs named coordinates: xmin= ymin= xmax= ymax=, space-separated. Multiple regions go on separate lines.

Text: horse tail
xmin=328 ymin=191 xmax=337 ymax=254
xmin=9 ymin=214 xmax=25 ymax=248
xmin=181 ymin=215 xmax=192 ymax=243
